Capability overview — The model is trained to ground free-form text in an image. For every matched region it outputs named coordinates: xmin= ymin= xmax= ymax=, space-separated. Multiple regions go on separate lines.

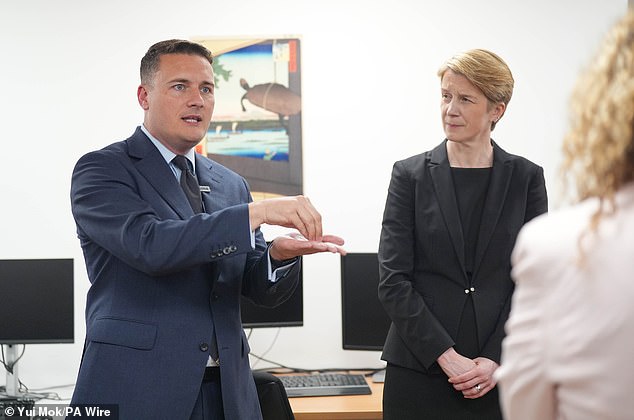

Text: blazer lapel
xmin=195 ymin=154 xmax=224 ymax=214
xmin=127 ymin=128 xmax=194 ymax=219
xmin=429 ymin=141 xmax=467 ymax=275
xmin=472 ymin=141 xmax=513 ymax=277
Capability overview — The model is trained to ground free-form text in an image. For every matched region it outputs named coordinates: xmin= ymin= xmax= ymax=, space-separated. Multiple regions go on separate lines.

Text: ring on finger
xmin=474 ymin=384 xmax=481 ymax=392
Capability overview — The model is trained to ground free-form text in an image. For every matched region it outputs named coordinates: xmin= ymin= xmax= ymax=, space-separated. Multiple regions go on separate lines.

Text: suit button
xmin=230 ymin=245 xmax=237 ymax=252
xmin=464 ymin=289 xmax=470 ymax=294
xmin=470 ymin=287 xmax=475 ymax=292
xmin=200 ymin=342 xmax=209 ymax=352
xmin=223 ymin=246 xmax=232 ymax=255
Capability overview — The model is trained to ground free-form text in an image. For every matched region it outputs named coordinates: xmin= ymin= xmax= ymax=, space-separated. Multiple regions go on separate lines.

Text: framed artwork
xmin=195 ymin=37 xmax=303 ymax=198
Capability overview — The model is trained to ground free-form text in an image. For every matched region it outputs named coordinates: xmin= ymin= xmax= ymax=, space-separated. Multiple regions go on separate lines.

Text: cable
xmin=0 ymin=345 xmax=68 ymax=401
xmin=0 ymin=384 xmax=64 ymax=402
xmin=0 ymin=344 xmax=26 ymax=374
xmin=245 ymin=328 xmax=385 ymax=376
xmin=249 ymin=327 xmax=282 ymax=370
xmin=249 ymin=352 xmax=384 ymax=377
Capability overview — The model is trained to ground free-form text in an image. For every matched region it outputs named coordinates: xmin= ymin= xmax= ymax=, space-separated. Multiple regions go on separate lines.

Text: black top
xmin=451 ymin=167 xmax=492 ymax=358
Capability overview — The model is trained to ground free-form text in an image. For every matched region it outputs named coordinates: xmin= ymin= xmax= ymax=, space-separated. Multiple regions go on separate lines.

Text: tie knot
xmin=172 ymin=155 xmax=192 ymax=173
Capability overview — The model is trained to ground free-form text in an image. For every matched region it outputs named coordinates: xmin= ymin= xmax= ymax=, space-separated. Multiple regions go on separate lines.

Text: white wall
xmin=0 ymin=0 xmax=627 ymax=390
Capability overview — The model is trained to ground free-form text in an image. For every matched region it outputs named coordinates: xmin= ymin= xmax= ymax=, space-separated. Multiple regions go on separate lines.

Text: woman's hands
xmin=437 ymin=348 xmax=499 ymax=398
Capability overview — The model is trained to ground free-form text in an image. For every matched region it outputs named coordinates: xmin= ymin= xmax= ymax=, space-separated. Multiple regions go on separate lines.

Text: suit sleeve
xmin=480 ymin=163 xmax=549 ymax=363
xmin=242 ymin=239 xmax=301 ymax=307
xmin=378 ymin=160 xmax=455 ymax=368
xmin=71 ymin=149 xmax=256 ymax=276
xmin=496 ymin=227 xmax=556 ymax=420
xmin=525 ymin=165 xmax=548 ymax=223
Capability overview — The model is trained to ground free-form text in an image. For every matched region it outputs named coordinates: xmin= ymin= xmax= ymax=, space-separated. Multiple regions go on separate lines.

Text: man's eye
xmin=174 ymin=84 xmax=185 ymax=91
xmin=201 ymin=86 xmax=213 ymax=94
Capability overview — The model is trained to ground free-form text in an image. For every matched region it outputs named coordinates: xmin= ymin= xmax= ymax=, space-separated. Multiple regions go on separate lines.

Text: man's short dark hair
xmin=140 ymin=39 xmax=213 ymax=85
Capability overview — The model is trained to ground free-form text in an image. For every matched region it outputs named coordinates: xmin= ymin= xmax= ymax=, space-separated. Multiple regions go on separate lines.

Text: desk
xmin=288 ymin=381 xmax=383 ymax=420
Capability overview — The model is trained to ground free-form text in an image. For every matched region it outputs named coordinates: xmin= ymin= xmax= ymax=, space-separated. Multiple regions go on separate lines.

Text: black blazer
xmin=378 ymin=140 xmax=547 ymax=374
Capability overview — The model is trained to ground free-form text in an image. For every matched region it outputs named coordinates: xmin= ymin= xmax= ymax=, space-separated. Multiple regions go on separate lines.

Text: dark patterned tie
xmin=172 ymin=155 xmax=203 ymax=213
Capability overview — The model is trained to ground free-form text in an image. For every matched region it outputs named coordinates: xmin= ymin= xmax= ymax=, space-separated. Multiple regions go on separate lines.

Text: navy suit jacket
xmin=70 ymin=128 xmax=300 ymax=419
xmin=378 ymin=140 xmax=548 ymax=375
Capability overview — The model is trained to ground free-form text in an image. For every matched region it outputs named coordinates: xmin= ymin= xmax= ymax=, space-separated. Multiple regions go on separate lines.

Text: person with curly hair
xmin=497 ymin=10 xmax=634 ymax=420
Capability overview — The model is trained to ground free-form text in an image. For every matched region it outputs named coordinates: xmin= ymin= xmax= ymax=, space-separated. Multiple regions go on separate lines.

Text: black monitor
xmin=0 ymin=259 xmax=74 ymax=344
xmin=240 ymin=258 xmax=303 ymax=328
xmin=0 ymin=258 xmax=74 ymax=397
xmin=341 ymin=253 xmax=391 ymax=351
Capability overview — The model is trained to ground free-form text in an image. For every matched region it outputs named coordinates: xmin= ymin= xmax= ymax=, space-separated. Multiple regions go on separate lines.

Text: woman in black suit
xmin=378 ymin=49 xmax=548 ymax=419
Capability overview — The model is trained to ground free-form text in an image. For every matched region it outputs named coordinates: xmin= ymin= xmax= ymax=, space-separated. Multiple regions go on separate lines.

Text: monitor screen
xmin=0 ymin=259 xmax=74 ymax=344
xmin=341 ymin=253 xmax=391 ymax=351
xmin=240 ymin=258 xmax=303 ymax=328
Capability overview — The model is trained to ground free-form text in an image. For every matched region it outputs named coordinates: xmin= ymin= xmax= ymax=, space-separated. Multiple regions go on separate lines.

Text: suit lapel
xmin=429 ymin=141 xmax=467 ymax=274
xmin=127 ymin=128 xmax=194 ymax=219
xmin=195 ymin=154 xmax=225 ymax=214
xmin=472 ymin=141 xmax=513 ymax=277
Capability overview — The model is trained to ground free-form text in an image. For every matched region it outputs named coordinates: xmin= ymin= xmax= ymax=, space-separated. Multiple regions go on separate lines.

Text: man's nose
xmin=188 ymin=90 xmax=205 ymax=107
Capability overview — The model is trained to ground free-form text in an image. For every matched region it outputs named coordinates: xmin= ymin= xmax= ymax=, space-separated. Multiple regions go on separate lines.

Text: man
xmin=69 ymin=39 xmax=345 ymax=419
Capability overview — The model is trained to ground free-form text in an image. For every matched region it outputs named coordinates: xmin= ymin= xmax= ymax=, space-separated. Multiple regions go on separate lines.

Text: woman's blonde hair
xmin=438 ymin=49 xmax=514 ymax=130
xmin=562 ymin=11 xmax=634 ymax=237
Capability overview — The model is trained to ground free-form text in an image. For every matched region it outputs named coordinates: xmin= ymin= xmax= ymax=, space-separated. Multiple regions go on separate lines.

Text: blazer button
xmin=199 ymin=342 xmax=209 ymax=352
xmin=464 ymin=289 xmax=470 ymax=294
xmin=223 ymin=246 xmax=232 ymax=255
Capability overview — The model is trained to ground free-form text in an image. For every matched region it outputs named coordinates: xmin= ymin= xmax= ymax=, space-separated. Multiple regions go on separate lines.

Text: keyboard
xmin=0 ymin=398 xmax=35 ymax=420
xmin=278 ymin=373 xmax=372 ymax=397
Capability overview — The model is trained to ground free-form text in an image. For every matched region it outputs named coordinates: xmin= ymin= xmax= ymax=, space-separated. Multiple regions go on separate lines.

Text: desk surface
xmin=288 ymin=380 xmax=383 ymax=420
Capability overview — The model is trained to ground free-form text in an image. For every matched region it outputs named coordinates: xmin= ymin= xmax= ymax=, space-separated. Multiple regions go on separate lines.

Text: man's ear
xmin=137 ymin=85 xmax=149 ymax=110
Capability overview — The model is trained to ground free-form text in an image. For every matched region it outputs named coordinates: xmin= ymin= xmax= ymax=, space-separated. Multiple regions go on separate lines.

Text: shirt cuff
xmin=267 ymin=249 xmax=297 ymax=282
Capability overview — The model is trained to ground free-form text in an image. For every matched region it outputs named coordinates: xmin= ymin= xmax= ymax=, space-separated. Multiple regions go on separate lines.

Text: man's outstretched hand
xmin=269 ymin=232 xmax=346 ymax=261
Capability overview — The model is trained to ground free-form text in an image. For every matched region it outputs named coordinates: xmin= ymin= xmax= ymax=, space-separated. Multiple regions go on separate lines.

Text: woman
xmin=497 ymin=11 xmax=634 ymax=420
xmin=378 ymin=49 xmax=548 ymax=419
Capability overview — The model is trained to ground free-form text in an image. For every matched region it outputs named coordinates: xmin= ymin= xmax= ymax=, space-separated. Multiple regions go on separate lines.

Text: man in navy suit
xmin=69 ymin=39 xmax=345 ymax=419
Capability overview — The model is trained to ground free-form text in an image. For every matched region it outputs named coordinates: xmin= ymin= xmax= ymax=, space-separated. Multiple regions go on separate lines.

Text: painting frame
xmin=194 ymin=36 xmax=303 ymax=199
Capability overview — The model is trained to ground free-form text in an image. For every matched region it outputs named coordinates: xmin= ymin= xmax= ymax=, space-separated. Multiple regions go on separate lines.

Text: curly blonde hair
xmin=438 ymin=49 xmax=514 ymax=131
xmin=562 ymin=11 xmax=634 ymax=236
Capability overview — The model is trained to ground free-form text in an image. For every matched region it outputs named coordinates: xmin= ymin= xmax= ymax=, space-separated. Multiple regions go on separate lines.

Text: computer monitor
xmin=0 ymin=258 xmax=74 ymax=397
xmin=340 ymin=253 xmax=391 ymax=351
xmin=240 ymin=258 xmax=303 ymax=328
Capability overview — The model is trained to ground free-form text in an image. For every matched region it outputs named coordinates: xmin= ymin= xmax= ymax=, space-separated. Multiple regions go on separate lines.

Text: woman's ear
xmin=493 ymin=102 xmax=506 ymax=122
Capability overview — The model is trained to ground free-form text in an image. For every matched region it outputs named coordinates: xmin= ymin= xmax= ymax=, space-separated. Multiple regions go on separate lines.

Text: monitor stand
xmin=371 ymin=369 xmax=385 ymax=383
xmin=3 ymin=345 xmax=22 ymax=397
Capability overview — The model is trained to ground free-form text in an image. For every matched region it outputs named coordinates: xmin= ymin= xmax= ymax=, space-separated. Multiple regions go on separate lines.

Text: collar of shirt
xmin=140 ymin=125 xmax=197 ymax=178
